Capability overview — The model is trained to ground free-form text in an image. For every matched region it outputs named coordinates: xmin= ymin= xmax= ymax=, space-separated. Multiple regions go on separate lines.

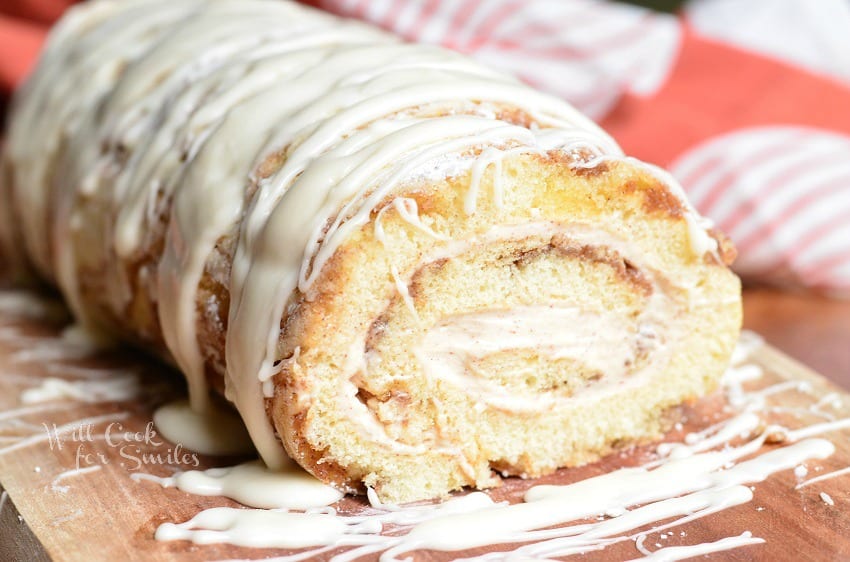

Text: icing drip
xmin=133 ymin=460 xmax=342 ymax=509
xmin=152 ymin=400 xmax=256 ymax=457
xmin=2 ymin=0 xmax=719 ymax=470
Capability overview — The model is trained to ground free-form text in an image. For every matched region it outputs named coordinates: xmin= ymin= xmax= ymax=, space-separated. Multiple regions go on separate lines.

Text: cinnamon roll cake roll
xmin=1 ymin=0 xmax=741 ymax=501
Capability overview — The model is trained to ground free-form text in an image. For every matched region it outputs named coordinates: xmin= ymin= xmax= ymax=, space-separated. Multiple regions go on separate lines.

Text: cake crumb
xmin=765 ymin=429 xmax=788 ymax=444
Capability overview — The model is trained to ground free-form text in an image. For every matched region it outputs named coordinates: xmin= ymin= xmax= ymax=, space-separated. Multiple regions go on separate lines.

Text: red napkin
xmin=0 ymin=1 xmax=74 ymax=90
xmin=3 ymin=0 xmax=850 ymax=296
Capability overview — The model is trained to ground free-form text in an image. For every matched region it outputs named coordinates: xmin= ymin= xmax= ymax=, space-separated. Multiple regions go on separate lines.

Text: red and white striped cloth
xmin=306 ymin=0 xmax=683 ymax=120
xmin=305 ymin=0 xmax=850 ymax=296
xmin=3 ymin=0 xmax=850 ymax=295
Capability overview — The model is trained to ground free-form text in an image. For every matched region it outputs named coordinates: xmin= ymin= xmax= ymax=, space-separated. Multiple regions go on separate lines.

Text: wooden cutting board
xmin=1 ymin=289 xmax=849 ymax=562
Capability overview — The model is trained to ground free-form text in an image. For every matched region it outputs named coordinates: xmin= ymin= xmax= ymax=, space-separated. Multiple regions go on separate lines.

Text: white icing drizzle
xmin=820 ymin=492 xmax=835 ymax=506
xmin=0 ymin=412 xmax=129 ymax=457
xmin=133 ymin=460 xmax=342 ymax=510
xmin=464 ymin=146 xmax=522 ymax=214
xmin=730 ymin=330 xmax=764 ymax=364
xmin=0 ymin=403 xmax=79 ymax=422
xmin=388 ymin=264 xmax=421 ymax=325
xmin=784 ymin=418 xmax=850 ymax=441
xmin=156 ymin=508 xmax=356 ymax=549
xmin=796 ymin=465 xmax=850 ymax=490
xmin=50 ymin=465 xmax=102 ymax=493
xmin=150 ymin=339 xmax=849 ymax=561
xmin=374 ymin=197 xmax=448 ymax=243
xmin=152 ymin=400 xmax=255 ymax=457
xmin=43 ymin=363 xmax=136 ymax=381
xmin=0 ymin=291 xmax=67 ymax=320
xmin=51 ymin=509 xmax=84 ymax=526
xmin=635 ymin=533 xmax=652 ymax=556
xmin=628 ymin=532 xmax=765 ymax=562
xmin=2 ymin=0 xmax=720 ymax=470
xmin=810 ymin=392 xmax=843 ymax=420
xmin=20 ymin=375 xmax=140 ymax=405
xmin=0 ymin=305 xmax=145 ymax=409
xmin=7 ymin=324 xmax=110 ymax=365
xmin=654 ymin=412 xmax=762 ymax=462
xmin=156 ymin=492 xmax=500 ymax=554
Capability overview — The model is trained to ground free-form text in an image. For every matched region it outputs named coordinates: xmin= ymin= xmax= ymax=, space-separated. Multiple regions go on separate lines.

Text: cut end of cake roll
xmin=269 ymin=151 xmax=741 ymax=502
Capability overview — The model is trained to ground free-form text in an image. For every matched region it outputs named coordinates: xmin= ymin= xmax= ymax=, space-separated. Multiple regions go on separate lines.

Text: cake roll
xmin=1 ymin=0 xmax=742 ymax=502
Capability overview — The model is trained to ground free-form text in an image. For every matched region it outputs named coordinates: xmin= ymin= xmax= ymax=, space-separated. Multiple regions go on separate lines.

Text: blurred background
xmin=1 ymin=0 xmax=848 ymax=386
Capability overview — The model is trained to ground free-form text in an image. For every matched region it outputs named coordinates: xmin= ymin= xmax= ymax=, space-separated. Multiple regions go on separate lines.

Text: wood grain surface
xmin=743 ymin=287 xmax=850 ymax=390
xmin=1 ymin=288 xmax=849 ymax=561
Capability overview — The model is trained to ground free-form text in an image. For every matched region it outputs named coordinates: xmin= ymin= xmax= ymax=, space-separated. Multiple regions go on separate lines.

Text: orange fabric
xmin=0 ymin=13 xmax=48 ymax=93
xmin=600 ymin=25 xmax=850 ymax=167
xmin=0 ymin=0 xmax=75 ymax=110
xmin=0 ymin=0 xmax=77 ymax=23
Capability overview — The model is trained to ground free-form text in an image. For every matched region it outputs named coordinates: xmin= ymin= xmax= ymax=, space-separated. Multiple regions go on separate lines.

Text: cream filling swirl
xmin=332 ymin=223 xmax=680 ymax=462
